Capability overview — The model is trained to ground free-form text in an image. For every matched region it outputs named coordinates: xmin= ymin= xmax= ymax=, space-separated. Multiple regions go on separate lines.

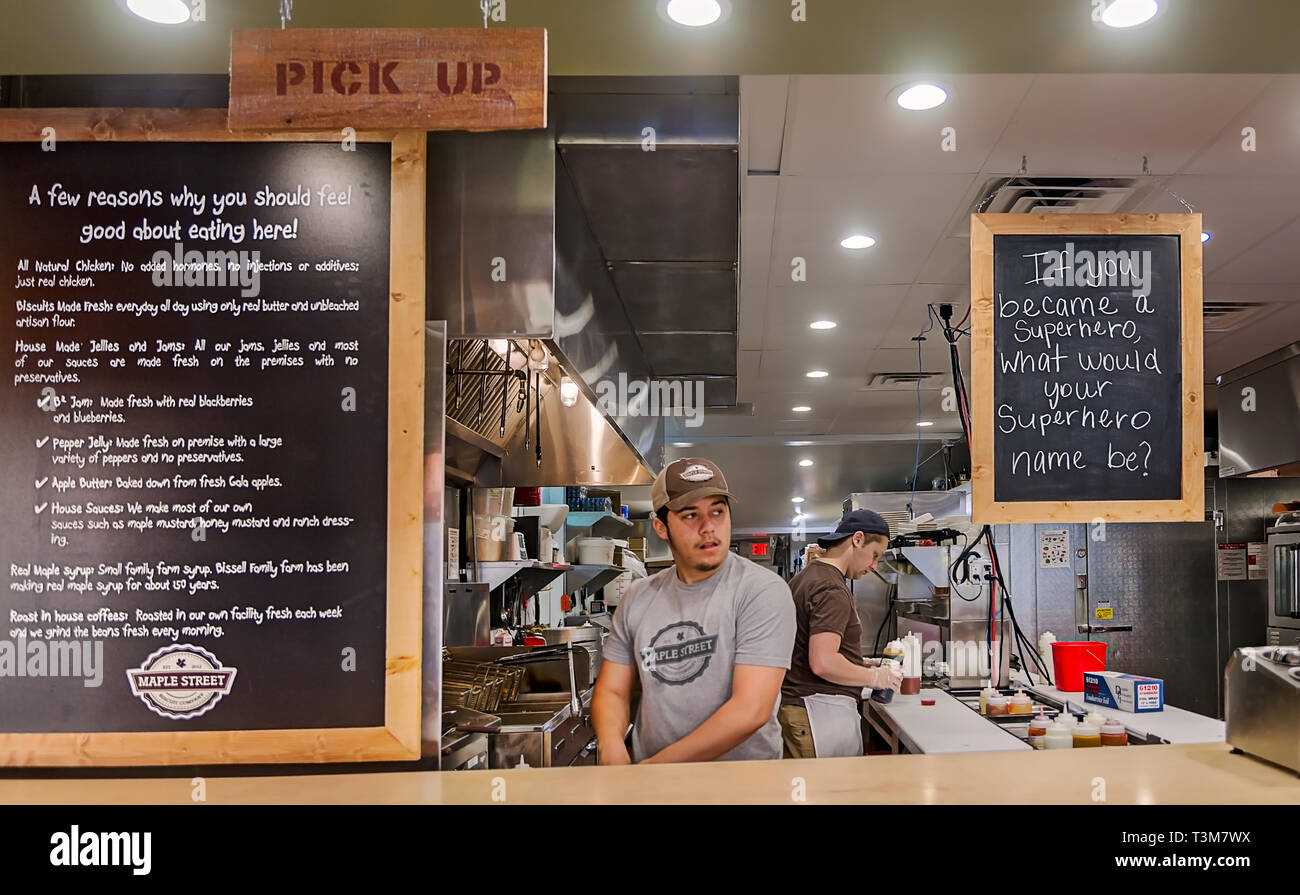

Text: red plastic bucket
xmin=1051 ymin=641 xmax=1107 ymax=692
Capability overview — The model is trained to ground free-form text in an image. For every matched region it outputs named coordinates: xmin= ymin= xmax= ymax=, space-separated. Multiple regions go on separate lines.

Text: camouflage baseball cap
xmin=651 ymin=457 xmax=740 ymax=513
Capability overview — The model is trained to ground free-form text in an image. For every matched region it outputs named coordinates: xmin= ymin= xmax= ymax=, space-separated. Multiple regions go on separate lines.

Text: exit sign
xmin=750 ymin=542 xmax=768 ymax=557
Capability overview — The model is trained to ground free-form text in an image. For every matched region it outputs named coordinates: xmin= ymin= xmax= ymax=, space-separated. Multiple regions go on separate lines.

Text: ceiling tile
xmin=768 ymin=173 xmax=978 ymax=287
xmin=983 ymin=74 xmax=1271 ymax=177
xmin=783 ymin=74 xmax=1034 ymax=175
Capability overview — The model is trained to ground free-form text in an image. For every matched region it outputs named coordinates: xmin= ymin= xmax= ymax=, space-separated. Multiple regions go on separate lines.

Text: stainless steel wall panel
xmin=640 ymin=332 xmax=737 ymax=377
xmin=1087 ymin=521 xmax=1218 ymax=717
xmin=427 ymin=131 xmax=556 ymax=337
xmin=611 ymin=262 xmax=738 ymax=333
xmin=559 ymin=145 xmax=739 ymax=263
xmin=1216 ymin=341 xmax=1300 ymax=477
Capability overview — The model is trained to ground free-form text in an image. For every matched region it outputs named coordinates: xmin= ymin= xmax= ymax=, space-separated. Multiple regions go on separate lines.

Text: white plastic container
xmin=577 ymin=538 xmax=616 ymax=565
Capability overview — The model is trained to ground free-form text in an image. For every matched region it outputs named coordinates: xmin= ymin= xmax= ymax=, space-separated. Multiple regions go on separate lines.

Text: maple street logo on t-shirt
xmin=641 ymin=620 xmax=718 ymax=685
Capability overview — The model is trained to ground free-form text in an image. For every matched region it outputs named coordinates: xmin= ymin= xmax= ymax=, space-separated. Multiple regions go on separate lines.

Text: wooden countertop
xmin=1 ymin=743 xmax=1295 ymax=804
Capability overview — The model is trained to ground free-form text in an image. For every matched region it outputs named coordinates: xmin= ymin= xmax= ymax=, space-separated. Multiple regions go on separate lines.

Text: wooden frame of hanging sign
xmin=229 ymin=27 xmax=547 ymax=131
xmin=969 ymin=213 xmax=1204 ymax=524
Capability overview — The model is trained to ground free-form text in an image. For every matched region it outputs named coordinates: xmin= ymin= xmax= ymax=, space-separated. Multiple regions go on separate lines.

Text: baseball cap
xmin=817 ymin=509 xmax=891 ymax=549
xmin=651 ymin=457 xmax=740 ymax=513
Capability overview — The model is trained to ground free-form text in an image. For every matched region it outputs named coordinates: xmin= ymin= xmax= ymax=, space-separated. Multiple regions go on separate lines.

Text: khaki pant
xmin=778 ymin=704 xmax=816 ymax=759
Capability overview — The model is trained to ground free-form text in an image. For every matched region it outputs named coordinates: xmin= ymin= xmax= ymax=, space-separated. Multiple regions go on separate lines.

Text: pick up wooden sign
xmin=229 ymin=28 xmax=546 ymax=131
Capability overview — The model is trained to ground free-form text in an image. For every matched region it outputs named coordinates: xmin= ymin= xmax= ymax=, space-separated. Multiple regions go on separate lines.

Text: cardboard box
xmin=1083 ymin=671 xmax=1164 ymax=713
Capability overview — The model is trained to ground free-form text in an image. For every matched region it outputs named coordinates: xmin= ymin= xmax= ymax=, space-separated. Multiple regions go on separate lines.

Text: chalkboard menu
xmin=971 ymin=215 xmax=1203 ymax=523
xmin=0 ymin=130 xmax=423 ymax=761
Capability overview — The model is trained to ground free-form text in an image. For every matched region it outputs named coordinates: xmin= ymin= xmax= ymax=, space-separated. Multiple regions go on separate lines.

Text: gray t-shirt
xmin=603 ymin=551 xmax=796 ymax=762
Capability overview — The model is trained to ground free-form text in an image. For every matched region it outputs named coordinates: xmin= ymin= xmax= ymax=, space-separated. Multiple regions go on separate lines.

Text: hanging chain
xmin=1142 ymin=153 xmax=1198 ymax=213
xmin=280 ymin=0 xmax=293 ymax=29
xmin=480 ymin=0 xmax=491 ymax=28
xmin=974 ymin=155 xmax=1031 ymax=213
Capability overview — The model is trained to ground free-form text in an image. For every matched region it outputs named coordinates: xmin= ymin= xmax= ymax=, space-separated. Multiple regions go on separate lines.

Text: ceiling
xmin=7 ymin=1 xmax=1300 ymax=76
xmin=672 ymin=72 xmax=1300 ymax=534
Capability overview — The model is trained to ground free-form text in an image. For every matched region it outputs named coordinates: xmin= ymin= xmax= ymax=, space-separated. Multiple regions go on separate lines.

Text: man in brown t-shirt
xmin=780 ymin=509 xmax=902 ymax=758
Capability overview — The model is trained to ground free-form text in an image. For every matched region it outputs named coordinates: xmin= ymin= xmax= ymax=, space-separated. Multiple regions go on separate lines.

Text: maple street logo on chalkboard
xmin=126 ymin=644 xmax=237 ymax=720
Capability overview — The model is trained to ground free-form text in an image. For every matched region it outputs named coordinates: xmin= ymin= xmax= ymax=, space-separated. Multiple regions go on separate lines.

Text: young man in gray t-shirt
xmin=593 ymin=458 xmax=796 ymax=763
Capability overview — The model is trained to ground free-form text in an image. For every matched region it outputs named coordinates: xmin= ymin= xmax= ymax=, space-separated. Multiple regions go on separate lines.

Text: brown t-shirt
xmin=781 ymin=560 xmax=866 ymax=706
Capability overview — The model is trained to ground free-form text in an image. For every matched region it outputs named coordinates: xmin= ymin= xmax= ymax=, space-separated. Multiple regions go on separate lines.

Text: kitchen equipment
xmin=949 ymin=686 xmax=1155 ymax=748
xmin=440 ymin=707 xmax=499 ymax=770
xmin=1267 ymin=515 xmax=1300 ymax=645
xmin=536 ymin=625 xmax=605 ymax=685
xmin=445 ymin=646 xmax=597 ymax=768
xmin=441 ymin=651 xmax=524 ymax=713
xmin=444 ymin=581 xmax=491 ymax=647
xmin=1051 ymin=641 xmax=1107 ymax=691
xmin=1225 ymin=645 xmax=1300 ymax=773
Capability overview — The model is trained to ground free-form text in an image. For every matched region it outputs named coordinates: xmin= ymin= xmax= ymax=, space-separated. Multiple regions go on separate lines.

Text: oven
xmin=1266 ymin=520 xmax=1300 ymax=647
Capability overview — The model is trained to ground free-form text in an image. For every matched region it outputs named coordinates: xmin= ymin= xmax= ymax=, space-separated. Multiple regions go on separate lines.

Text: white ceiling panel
xmin=1183 ymin=76 xmax=1300 ymax=176
xmin=983 ymin=75 xmax=1271 ymax=177
xmin=759 ymin=284 xmax=908 ymax=351
xmin=739 ymin=175 xmax=779 ymax=350
xmin=917 ymin=237 xmax=973 ymax=285
xmin=1205 ymin=300 xmax=1300 ymax=381
xmin=782 ymin=74 xmax=1034 ymax=176
xmin=1129 ymin=175 xmax=1300 ymax=278
xmin=740 ymin=75 xmax=790 ymax=174
xmin=768 ymin=173 xmax=978 ymax=287
xmin=1210 ymin=215 xmax=1300 ymax=285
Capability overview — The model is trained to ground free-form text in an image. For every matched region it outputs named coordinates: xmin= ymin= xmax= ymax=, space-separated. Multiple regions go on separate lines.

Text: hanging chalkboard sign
xmin=970 ymin=214 xmax=1203 ymax=523
xmin=0 ymin=110 xmax=426 ymax=766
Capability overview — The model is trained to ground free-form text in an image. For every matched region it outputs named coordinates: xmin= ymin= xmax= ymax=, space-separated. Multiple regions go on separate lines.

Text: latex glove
xmin=867 ymin=662 xmax=904 ymax=691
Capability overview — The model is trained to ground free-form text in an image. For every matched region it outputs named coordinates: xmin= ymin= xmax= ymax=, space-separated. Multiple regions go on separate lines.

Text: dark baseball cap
xmin=817 ymin=509 xmax=891 ymax=549
xmin=651 ymin=457 xmax=740 ymax=513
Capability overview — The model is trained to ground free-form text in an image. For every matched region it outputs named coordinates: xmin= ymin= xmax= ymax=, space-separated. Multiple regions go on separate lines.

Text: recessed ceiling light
xmin=791 ymin=497 xmax=805 ymax=504
xmin=792 ymin=405 xmax=812 ymax=413
xmin=1100 ymin=0 xmax=1159 ymax=28
xmin=127 ymin=0 xmax=191 ymax=23
xmin=806 ymin=370 xmax=829 ymax=379
xmin=810 ymin=320 xmax=837 ymax=330
xmin=798 ymin=459 xmax=814 ymax=467
xmin=664 ymin=0 xmax=724 ymax=27
xmin=916 ymin=421 xmax=935 ymax=427
xmin=1201 ymin=231 xmax=1212 ymax=243
xmin=672 ymin=442 xmax=694 ymax=447
xmin=840 ymin=235 xmax=876 ymax=250
xmin=896 ymin=83 xmax=947 ymax=111
xmin=787 ymin=441 xmax=813 ymax=446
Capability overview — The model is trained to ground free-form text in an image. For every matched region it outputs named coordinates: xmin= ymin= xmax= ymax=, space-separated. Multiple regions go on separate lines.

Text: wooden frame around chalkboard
xmin=0 ymin=108 xmax=424 ymax=765
xmin=970 ymin=213 xmax=1204 ymax=524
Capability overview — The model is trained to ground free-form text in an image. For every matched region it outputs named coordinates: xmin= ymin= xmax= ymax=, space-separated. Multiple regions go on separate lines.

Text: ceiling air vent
xmin=1203 ymin=301 xmax=1273 ymax=334
xmin=866 ymin=372 xmax=944 ymax=390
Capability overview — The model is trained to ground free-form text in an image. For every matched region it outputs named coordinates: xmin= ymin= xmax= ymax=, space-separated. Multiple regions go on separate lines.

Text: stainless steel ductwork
xmin=1217 ymin=341 xmax=1300 ymax=477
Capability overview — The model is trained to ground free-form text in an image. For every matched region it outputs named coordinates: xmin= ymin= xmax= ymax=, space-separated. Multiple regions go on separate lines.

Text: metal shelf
xmin=566 ymin=564 xmax=625 ymax=594
xmin=566 ymin=511 xmax=633 ymax=537
xmin=474 ymin=561 xmax=571 ymax=593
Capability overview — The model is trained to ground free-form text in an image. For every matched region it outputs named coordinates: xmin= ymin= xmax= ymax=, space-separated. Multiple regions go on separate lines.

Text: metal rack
xmin=441 ymin=650 xmax=524 ymax=713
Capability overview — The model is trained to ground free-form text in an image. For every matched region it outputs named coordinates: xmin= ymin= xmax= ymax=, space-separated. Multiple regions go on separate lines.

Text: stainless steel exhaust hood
xmin=1217 ymin=341 xmax=1300 ymax=478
